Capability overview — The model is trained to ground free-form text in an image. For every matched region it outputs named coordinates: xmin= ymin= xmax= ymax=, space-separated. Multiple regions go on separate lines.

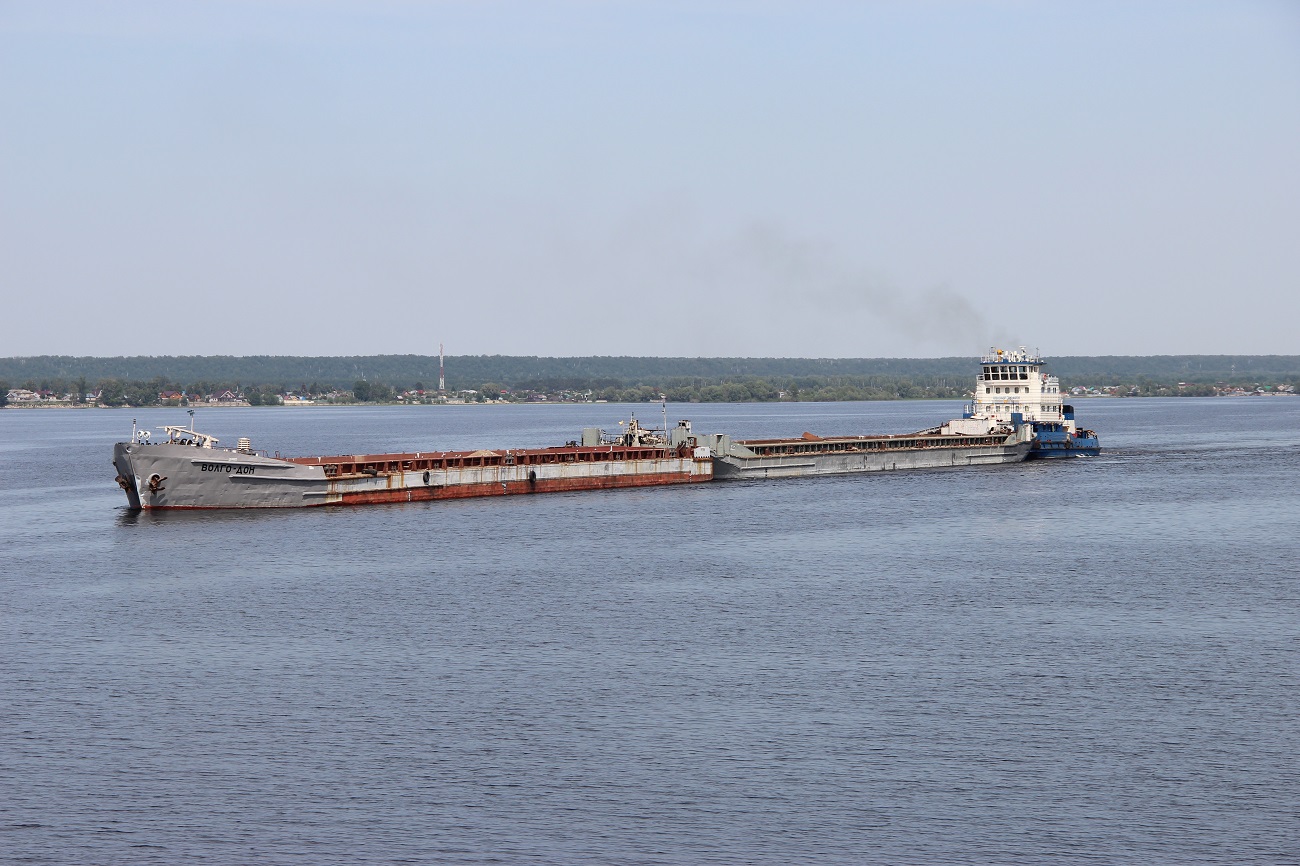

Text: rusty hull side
xmin=324 ymin=465 xmax=710 ymax=506
xmin=314 ymin=452 xmax=712 ymax=506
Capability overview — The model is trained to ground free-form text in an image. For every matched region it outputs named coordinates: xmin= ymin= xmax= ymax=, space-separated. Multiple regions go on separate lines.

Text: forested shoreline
xmin=2 ymin=353 xmax=1297 ymax=407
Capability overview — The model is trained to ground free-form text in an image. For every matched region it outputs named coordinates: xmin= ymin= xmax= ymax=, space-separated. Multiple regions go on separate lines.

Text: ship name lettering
xmin=199 ymin=462 xmax=255 ymax=475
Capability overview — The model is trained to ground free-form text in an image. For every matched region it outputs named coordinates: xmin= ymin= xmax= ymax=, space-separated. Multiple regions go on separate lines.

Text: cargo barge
xmin=113 ymin=416 xmax=712 ymax=510
xmin=110 ymin=347 xmax=1099 ymax=509
xmin=705 ymin=422 xmax=1033 ymax=479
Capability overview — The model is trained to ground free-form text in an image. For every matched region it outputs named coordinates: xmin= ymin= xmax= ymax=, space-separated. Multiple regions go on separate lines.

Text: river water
xmin=3 ymin=398 xmax=1298 ymax=865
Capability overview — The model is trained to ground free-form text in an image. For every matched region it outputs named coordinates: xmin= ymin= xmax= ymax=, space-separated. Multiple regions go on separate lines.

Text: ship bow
xmin=112 ymin=443 xmax=143 ymax=510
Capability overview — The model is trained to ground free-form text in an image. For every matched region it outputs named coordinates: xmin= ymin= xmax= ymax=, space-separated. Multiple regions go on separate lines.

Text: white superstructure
xmin=970 ymin=347 xmax=1078 ymax=429
xmin=937 ymin=346 xmax=1082 ymax=437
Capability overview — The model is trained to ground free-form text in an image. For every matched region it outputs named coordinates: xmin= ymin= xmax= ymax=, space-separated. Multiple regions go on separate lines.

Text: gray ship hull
xmin=113 ymin=442 xmax=329 ymax=509
xmin=709 ymin=425 xmax=1033 ymax=480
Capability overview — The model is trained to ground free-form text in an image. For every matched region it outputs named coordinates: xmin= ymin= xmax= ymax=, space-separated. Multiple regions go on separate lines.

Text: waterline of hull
xmin=713 ymin=441 xmax=1032 ymax=479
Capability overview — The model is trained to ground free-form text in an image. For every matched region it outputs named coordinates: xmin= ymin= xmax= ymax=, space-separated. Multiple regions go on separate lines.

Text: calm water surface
xmin=3 ymin=399 xmax=1298 ymax=865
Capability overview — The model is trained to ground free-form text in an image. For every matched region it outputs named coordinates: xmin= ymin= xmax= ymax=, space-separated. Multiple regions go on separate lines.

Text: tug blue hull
xmin=1026 ymin=422 xmax=1101 ymax=459
xmin=965 ymin=348 xmax=1101 ymax=460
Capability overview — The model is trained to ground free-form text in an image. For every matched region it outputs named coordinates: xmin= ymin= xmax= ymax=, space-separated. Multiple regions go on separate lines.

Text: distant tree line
xmin=4 ymin=353 xmax=1299 ymax=390
xmin=2 ymin=354 xmax=1298 ymax=407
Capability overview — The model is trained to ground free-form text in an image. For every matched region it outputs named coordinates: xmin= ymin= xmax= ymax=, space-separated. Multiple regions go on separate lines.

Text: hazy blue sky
xmin=2 ymin=1 xmax=1297 ymax=358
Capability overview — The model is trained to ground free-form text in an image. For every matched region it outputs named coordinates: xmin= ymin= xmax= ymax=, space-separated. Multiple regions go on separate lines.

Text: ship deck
xmin=735 ymin=431 xmax=1013 ymax=457
xmin=283 ymin=444 xmax=689 ymax=478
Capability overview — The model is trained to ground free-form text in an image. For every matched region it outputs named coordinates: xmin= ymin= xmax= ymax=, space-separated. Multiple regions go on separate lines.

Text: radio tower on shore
xmin=438 ymin=343 xmax=445 ymax=393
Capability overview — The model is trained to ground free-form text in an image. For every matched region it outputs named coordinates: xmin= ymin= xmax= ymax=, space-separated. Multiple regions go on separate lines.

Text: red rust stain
xmin=333 ymin=471 xmax=709 ymax=507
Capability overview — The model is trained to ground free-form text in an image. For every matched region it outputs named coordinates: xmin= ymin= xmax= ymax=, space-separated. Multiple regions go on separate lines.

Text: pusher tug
xmin=961 ymin=347 xmax=1101 ymax=458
